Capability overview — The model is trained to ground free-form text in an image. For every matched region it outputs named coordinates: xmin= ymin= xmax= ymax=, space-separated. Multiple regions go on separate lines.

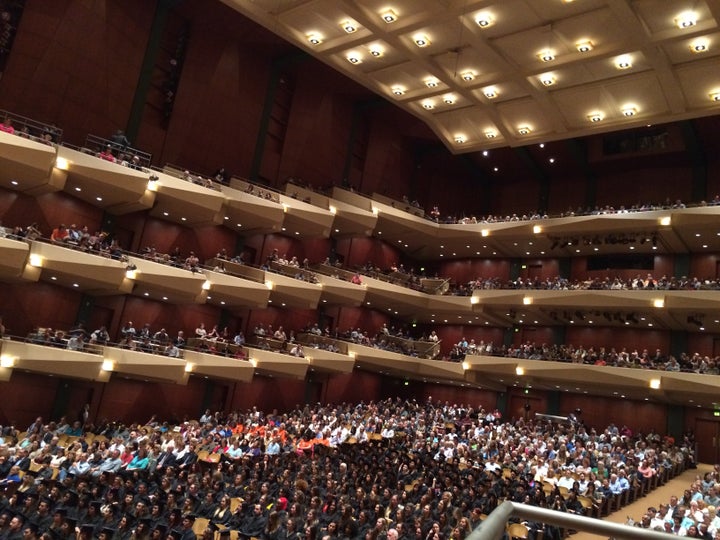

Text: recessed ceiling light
xmin=73 ymin=283 xmax=79 ymax=288
xmin=675 ymin=11 xmax=697 ymax=28
xmin=307 ymin=33 xmax=322 ymax=45
xmin=483 ymin=86 xmax=498 ymax=98
xmin=73 ymin=186 xmax=80 ymax=191
xmin=518 ymin=126 xmax=531 ymax=135
xmin=181 ymin=217 xmax=187 ymax=221
xmin=425 ymin=78 xmax=439 ymax=88
xmin=162 ymin=296 xmax=168 ymax=301
xmin=341 ymin=20 xmax=357 ymax=33
xmin=50 ymin=276 xmax=57 ymax=280
xmin=485 ymin=130 xmax=497 ymax=139
xmin=711 ymin=91 xmax=720 ymax=101
xmin=493 ymin=167 xmax=499 ymax=172
xmin=443 ymin=94 xmax=455 ymax=104
xmin=539 ymin=74 xmax=556 ymax=86
xmin=691 ymin=39 xmax=709 ymax=52
xmin=549 ymin=158 xmax=555 ymax=163
xmin=454 ymin=134 xmax=466 ymax=144
xmin=391 ymin=85 xmax=405 ymax=96
xmin=576 ymin=40 xmax=593 ymax=52
xmin=622 ymin=105 xmax=637 ymax=117
xmin=346 ymin=52 xmax=362 ymax=64
xmin=381 ymin=9 xmax=397 ymax=23
xmin=422 ymin=100 xmax=435 ymax=110
xmin=615 ymin=55 xmax=632 ymax=69
xmin=163 ymin=212 xmax=169 ymax=216
xmin=475 ymin=13 xmax=494 ymax=28
xmin=587 ymin=111 xmax=604 ymax=123
xmin=461 ymin=71 xmax=475 ymax=81
xmin=538 ymin=50 xmax=555 ymax=62
xmin=369 ymin=44 xmax=384 ymax=57
xmin=414 ymin=34 xmax=430 ymax=47
xmin=144 ymin=292 xmax=149 ymax=296
xmin=96 ymin=196 xmax=103 ymax=201
xmin=236 ymin=223 xmax=241 ymax=227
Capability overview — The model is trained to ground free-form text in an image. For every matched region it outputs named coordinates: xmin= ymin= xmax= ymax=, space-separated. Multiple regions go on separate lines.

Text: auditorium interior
xmin=0 ymin=0 xmax=720 ymax=463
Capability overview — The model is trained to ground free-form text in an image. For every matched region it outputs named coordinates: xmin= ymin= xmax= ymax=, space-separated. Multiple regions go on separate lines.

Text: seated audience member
xmin=98 ymin=145 xmax=116 ymax=162
xmin=50 ymin=224 xmax=69 ymax=244
xmin=0 ymin=117 xmax=15 ymax=134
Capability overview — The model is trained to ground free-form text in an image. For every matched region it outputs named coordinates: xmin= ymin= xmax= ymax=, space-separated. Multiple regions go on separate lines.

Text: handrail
xmin=473 ymin=501 xmax=671 ymax=540
xmin=0 ymin=109 xmax=63 ymax=143
xmin=84 ymin=134 xmax=152 ymax=167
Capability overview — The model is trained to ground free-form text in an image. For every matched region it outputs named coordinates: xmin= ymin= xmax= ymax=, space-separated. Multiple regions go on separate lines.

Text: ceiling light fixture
xmin=381 ymin=9 xmax=397 ymax=23
xmin=675 ymin=11 xmax=697 ymax=28
xmin=691 ymin=39 xmax=709 ymax=52
xmin=422 ymin=100 xmax=435 ymax=110
xmin=391 ymin=85 xmax=405 ymax=96
xmin=484 ymin=129 xmax=497 ymax=139
xmin=341 ymin=20 xmax=357 ymax=33
xmin=615 ymin=55 xmax=632 ymax=69
xmin=461 ymin=71 xmax=475 ymax=81
xmin=710 ymin=91 xmax=720 ymax=101
xmin=414 ymin=34 xmax=430 ymax=47
xmin=518 ymin=126 xmax=532 ymax=135
xmin=621 ymin=105 xmax=637 ymax=117
xmin=539 ymin=73 xmax=556 ymax=86
xmin=538 ymin=50 xmax=555 ymax=62
xmin=576 ymin=40 xmax=593 ymax=52
xmin=369 ymin=44 xmax=384 ymax=57
xmin=483 ymin=86 xmax=498 ymax=98
xmin=454 ymin=134 xmax=466 ymax=144
xmin=443 ymin=94 xmax=455 ymax=104
xmin=475 ymin=13 xmax=494 ymax=28
xmin=346 ymin=52 xmax=362 ymax=64
xmin=587 ymin=111 xmax=604 ymax=123
xmin=307 ymin=33 xmax=322 ymax=45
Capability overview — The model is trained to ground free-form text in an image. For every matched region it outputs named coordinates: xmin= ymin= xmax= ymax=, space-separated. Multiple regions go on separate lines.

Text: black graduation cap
xmin=168 ymin=530 xmax=183 ymax=540
xmin=98 ymin=527 xmax=116 ymax=539
xmin=80 ymin=524 xmax=96 ymax=536
xmin=64 ymin=517 xmax=78 ymax=530
xmin=89 ymin=501 xmax=102 ymax=511
xmin=153 ymin=522 xmax=168 ymax=536
xmin=53 ymin=508 xmax=68 ymax=517
xmin=182 ymin=513 xmax=196 ymax=523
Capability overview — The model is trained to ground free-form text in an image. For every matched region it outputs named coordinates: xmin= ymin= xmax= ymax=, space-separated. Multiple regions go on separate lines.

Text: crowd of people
xmin=0 ymin=398 xmax=698 ymax=540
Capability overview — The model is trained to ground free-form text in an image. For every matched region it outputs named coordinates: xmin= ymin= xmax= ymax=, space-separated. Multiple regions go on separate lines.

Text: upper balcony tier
xmin=0 ymin=136 xmax=718 ymax=258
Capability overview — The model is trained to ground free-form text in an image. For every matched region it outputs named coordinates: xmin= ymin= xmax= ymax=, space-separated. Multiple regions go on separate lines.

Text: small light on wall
xmin=329 ymin=205 xmax=337 ymax=215
xmin=515 ymin=366 xmax=525 ymax=376
xmin=184 ymin=362 xmax=194 ymax=373
xmin=29 ymin=254 xmax=43 ymax=267
xmin=649 ymin=378 xmax=661 ymax=389
xmin=481 ymin=229 xmax=489 ymax=237
xmin=55 ymin=157 xmax=69 ymax=170
xmin=101 ymin=359 xmax=114 ymax=372
xmin=470 ymin=296 xmax=479 ymax=305
xmin=202 ymin=280 xmax=211 ymax=291
xmin=523 ymin=296 xmax=533 ymax=305
xmin=265 ymin=280 xmax=274 ymax=290
xmin=0 ymin=355 xmax=16 ymax=368
xmin=249 ymin=358 xmax=257 ymax=367
xmin=533 ymin=225 xmax=542 ymax=234
xmin=653 ymin=298 xmax=665 ymax=308
xmin=660 ymin=216 xmax=671 ymax=226
xmin=462 ymin=361 xmax=471 ymax=370
xmin=576 ymin=40 xmax=593 ymax=52
xmin=381 ymin=9 xmax=397 ymax=23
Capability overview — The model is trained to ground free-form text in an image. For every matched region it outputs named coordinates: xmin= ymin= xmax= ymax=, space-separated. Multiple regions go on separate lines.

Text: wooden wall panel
xmin=3 ymin=282 xmax=82 ymax=337
xmin=0 ymin=0 xmax=154 ymax=144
